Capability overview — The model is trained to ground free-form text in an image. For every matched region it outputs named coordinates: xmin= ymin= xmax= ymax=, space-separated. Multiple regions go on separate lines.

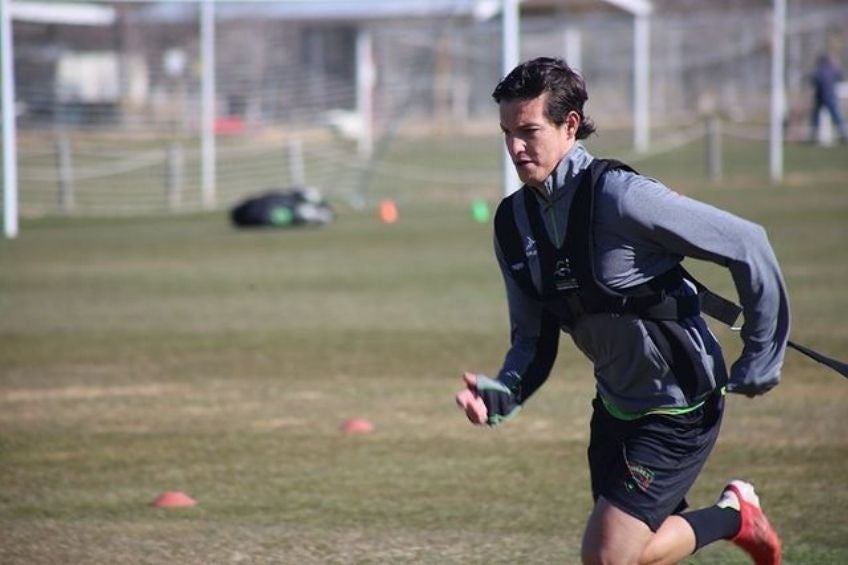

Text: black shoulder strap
xmin=590 ymin=158 xmax=638 ymax=182
xmin=494 ymin=191 xmax=539 ymax=299
xmin=568 ymin=158 xmax=638 ymax=297
xmin=493 ymin=193 xmax=519 ymax=261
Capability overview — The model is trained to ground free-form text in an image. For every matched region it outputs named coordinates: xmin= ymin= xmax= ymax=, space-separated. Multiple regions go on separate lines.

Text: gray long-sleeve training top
xmin=494 ymin=144 xmax=790 ymax=415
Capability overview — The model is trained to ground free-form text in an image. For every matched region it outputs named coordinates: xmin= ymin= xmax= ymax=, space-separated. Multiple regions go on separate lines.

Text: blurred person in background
xmin=455 ymin=57 xmax=788 ymax=565
xmin=809 ymin=53 xmax=848 ymax=144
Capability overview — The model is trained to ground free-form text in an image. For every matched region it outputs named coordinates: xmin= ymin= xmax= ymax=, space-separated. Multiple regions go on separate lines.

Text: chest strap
xmin=494 ymin=159 xmax=743 ymax=327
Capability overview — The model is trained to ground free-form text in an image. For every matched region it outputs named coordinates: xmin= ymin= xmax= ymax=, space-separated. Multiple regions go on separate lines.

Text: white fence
xmin=4 ymin=1 xmax=848 ymax=219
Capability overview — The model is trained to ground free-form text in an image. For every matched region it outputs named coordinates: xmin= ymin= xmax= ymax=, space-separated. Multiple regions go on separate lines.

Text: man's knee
xmin=581 ymin=498 xmax=652 ymax=565
xmin=581 ymin=546 xmax=629 ymax=565
xmin=580 ymin=547 xmax=606 ymax=565
xmin=581 ymin=545 xmax=643 ymax=565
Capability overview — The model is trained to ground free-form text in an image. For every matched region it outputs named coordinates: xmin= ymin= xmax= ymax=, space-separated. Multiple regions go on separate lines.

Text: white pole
xmin=355 ymin=28 xmax=374 ymax=160
xmin=769 ymin=0 xmax=786 ymax=184
xmin=563 ymin=26 xmax=582 ymax=72
xmin=633 ymin=13 xmax=650 ymax=153
xmin=1 ymin=0 xmax=18 ymax=238
xmin=200 ymin=0 xmax=216 ymax=209
xmin=56 ymin=133 xmax=74 ymax=213
xmin=288 ymin=136 xmax=305 ymax=186
xmin=502 ymin=0 xmax=521 ymax=197
xmin=166 ymin=141 xmax=184 ymax=210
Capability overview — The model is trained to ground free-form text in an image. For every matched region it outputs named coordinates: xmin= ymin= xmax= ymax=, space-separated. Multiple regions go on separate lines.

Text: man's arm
xmin=608 ymin=172 xmax=790 ymax=395
xmin=455 ymin=238 xmax=560 ymax=426
xmin=495 ymin=266 xmax=561 ymax=404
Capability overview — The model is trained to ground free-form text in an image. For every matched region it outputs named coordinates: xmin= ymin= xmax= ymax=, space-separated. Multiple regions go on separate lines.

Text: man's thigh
xmin=581 ymin=496 xmax=653 ymax=565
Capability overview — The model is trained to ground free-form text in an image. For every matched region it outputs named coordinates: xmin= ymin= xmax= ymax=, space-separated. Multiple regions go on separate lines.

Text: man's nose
xmin=506 ymin=135 xmax=525 ymax=158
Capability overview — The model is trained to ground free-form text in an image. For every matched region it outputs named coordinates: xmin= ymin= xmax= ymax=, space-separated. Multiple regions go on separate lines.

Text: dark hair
xmin=492 ymin=57 xmax=596 ymax=140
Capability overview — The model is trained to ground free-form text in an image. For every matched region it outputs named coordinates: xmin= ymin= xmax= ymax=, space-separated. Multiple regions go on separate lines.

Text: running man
xmin=455 ymin=57 xmax=788 ymax=565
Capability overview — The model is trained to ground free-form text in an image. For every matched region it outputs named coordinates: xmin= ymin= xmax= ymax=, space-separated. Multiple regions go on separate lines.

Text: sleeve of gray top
xmin=493 ymin=234 xmax=560 ymax=403
xmin=605 ymin=171 xmax=790 ymax=394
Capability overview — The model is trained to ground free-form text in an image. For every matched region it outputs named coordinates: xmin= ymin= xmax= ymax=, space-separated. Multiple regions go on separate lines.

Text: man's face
xmin=499 ymin=94 xmax=577 ymax=189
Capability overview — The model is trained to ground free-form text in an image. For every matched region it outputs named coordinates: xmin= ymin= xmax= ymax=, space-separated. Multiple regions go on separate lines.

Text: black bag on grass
xmin=230 ymin=188 xmax=334 ymax=228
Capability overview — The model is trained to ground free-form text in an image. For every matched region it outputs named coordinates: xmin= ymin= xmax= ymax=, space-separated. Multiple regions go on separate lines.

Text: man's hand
xmin=455 ymin=372 xmax=489 ymax=424
xmin=726 ymin=377 xmax=779 ymax=397
xmin=727 ymin=361 xmax=781 ymax=397
xmin=455 ymin=372 xmax=520 ymax=426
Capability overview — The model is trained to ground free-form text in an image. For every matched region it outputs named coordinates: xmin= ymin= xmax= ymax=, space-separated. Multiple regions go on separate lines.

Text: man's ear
xmin=565 ymin=111 xmax=581 ymax=137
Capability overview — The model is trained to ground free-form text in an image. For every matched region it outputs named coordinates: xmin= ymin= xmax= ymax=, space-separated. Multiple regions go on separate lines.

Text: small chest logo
xmin=554 ymin=259 xmax=579 ymax=291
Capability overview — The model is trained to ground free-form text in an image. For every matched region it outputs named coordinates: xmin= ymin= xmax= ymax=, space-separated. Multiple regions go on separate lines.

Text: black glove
xmin=475 ymin=373 xmax=521 ymax=426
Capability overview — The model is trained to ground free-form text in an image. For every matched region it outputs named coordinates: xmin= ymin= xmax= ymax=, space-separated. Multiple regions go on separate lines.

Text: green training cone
xmin=470 ymin=199 xmax=490 ymax=223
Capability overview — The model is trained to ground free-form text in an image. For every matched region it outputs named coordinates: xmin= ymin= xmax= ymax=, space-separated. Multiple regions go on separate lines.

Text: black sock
xmin=681 ymin=506 xmax=742 ymax=552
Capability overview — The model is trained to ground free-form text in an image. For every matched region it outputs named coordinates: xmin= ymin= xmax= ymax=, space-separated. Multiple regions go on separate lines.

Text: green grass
xmin=1 ymin=136 xmax=847 ymax=563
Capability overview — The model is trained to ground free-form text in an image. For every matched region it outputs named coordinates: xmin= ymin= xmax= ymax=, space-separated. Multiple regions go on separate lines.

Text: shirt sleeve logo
xmin=524 ymin=236 xmax=537 ymax=257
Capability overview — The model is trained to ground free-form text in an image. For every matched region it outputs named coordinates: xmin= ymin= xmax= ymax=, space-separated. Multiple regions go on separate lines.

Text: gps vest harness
xmin=497 ymin=158 xmax=848 ymax=391
xmin=494 ymin=158 xmax=741 ymax=403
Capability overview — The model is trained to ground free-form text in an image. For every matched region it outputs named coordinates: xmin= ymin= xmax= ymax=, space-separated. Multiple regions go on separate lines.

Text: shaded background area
xmin=8 ymin=0 xmax=848 ymax=216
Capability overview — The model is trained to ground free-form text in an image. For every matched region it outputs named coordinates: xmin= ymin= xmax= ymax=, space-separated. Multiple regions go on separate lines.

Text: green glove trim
xmin=475 ymin=375 xmax=512 ymax=394
xmin=487 ymin=405 xmax=522 ymax=426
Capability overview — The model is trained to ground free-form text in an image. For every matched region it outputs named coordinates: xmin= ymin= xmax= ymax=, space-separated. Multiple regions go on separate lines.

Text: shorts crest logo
xmin=624 ymin=461 xmax=655 ymax=493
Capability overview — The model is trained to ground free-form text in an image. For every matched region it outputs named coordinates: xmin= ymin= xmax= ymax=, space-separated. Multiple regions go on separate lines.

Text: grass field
xmin=1 ymin=137 xmax=847 ymax=564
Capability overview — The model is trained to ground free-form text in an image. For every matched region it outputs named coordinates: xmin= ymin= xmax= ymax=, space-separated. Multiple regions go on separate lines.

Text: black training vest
xmin=494 ymin=159 xmax=702 ymax=326
xmin=494 ymin=158 xmax=730 ymax=403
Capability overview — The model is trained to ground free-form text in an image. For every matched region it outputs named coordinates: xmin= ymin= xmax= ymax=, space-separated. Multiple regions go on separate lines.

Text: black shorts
xmin=587 ymin=393 xmax=724 ymax=531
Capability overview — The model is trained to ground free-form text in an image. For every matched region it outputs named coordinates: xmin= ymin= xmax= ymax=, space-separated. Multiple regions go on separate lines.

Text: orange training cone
xmin=151 ymin=491 xmax=198 ymax=508
xmin=340 ymin=418 xmax=375 ymax=434
xmin=379 ymin=199 xmax=398 ymax=224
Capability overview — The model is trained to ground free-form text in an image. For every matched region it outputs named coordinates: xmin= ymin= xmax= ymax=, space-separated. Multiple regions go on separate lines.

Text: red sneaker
xmin=726 ymin=480 xmax=782 ymax=565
